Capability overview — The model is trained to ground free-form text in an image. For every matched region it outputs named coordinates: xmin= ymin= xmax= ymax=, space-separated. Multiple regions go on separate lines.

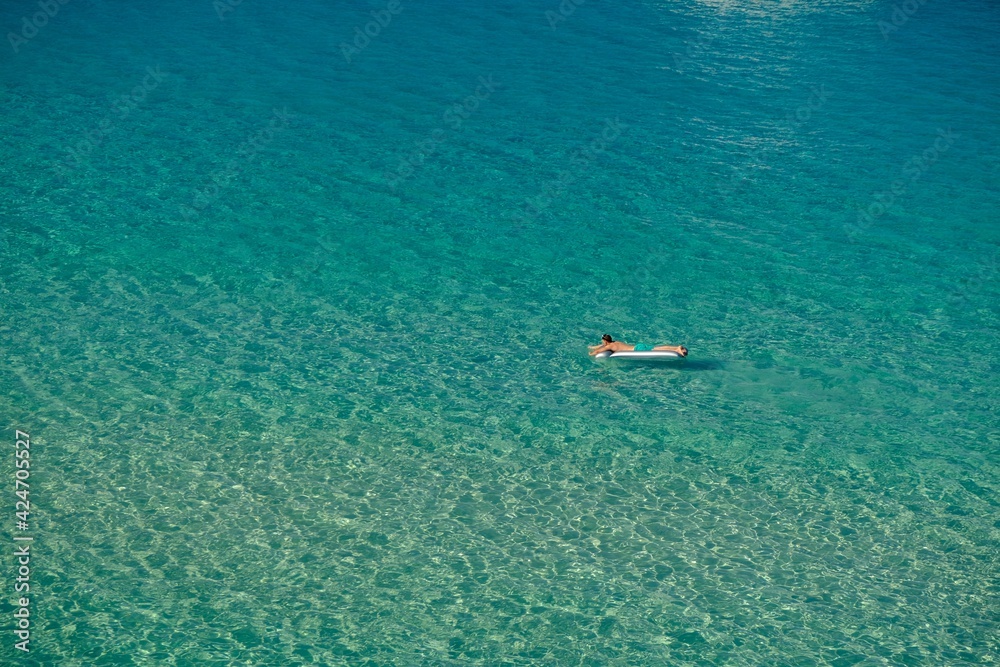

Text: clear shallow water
xmin=1 ymin=0 xmax=998 ymax=664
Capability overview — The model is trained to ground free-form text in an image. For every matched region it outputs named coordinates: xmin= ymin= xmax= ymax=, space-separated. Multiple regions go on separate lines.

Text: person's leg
xmin=652 ymin=345 xmax=686 ymax=355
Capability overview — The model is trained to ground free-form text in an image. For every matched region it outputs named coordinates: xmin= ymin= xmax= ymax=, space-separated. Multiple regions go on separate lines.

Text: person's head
xmin=602 ymin=334 xmax=614 ymax=344
xmin=679 ymin=346 xmax=688 ymax=357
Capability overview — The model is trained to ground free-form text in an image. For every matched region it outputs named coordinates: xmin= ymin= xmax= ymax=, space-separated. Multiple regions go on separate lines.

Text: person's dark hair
xmin=602 ymin=334 xmax=614 ymax=344
xmin=679 ymin=346 xmax=688 ymax=357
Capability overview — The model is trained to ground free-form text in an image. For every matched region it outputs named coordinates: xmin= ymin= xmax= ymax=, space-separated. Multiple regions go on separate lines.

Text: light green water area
xmin=1 ymin=0 xmax=997 ymax=664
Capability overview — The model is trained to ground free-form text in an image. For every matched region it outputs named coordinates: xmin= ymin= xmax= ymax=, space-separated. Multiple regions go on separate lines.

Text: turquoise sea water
xmin=2 ymin=0 xmax=998 ymax=664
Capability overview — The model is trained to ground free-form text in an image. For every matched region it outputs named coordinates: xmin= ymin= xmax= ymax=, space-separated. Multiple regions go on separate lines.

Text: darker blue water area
xmin=1 ymin=0 xmax=997 ymax=664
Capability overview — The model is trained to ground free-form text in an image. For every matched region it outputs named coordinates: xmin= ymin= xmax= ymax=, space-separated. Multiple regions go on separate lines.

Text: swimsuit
xmin=633 ymin=343 xmax=654 ymax=351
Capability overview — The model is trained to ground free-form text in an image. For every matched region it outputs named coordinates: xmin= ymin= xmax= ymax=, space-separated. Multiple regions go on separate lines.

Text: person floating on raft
xmin=588 ymin=334 xmax=688 ymax=357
